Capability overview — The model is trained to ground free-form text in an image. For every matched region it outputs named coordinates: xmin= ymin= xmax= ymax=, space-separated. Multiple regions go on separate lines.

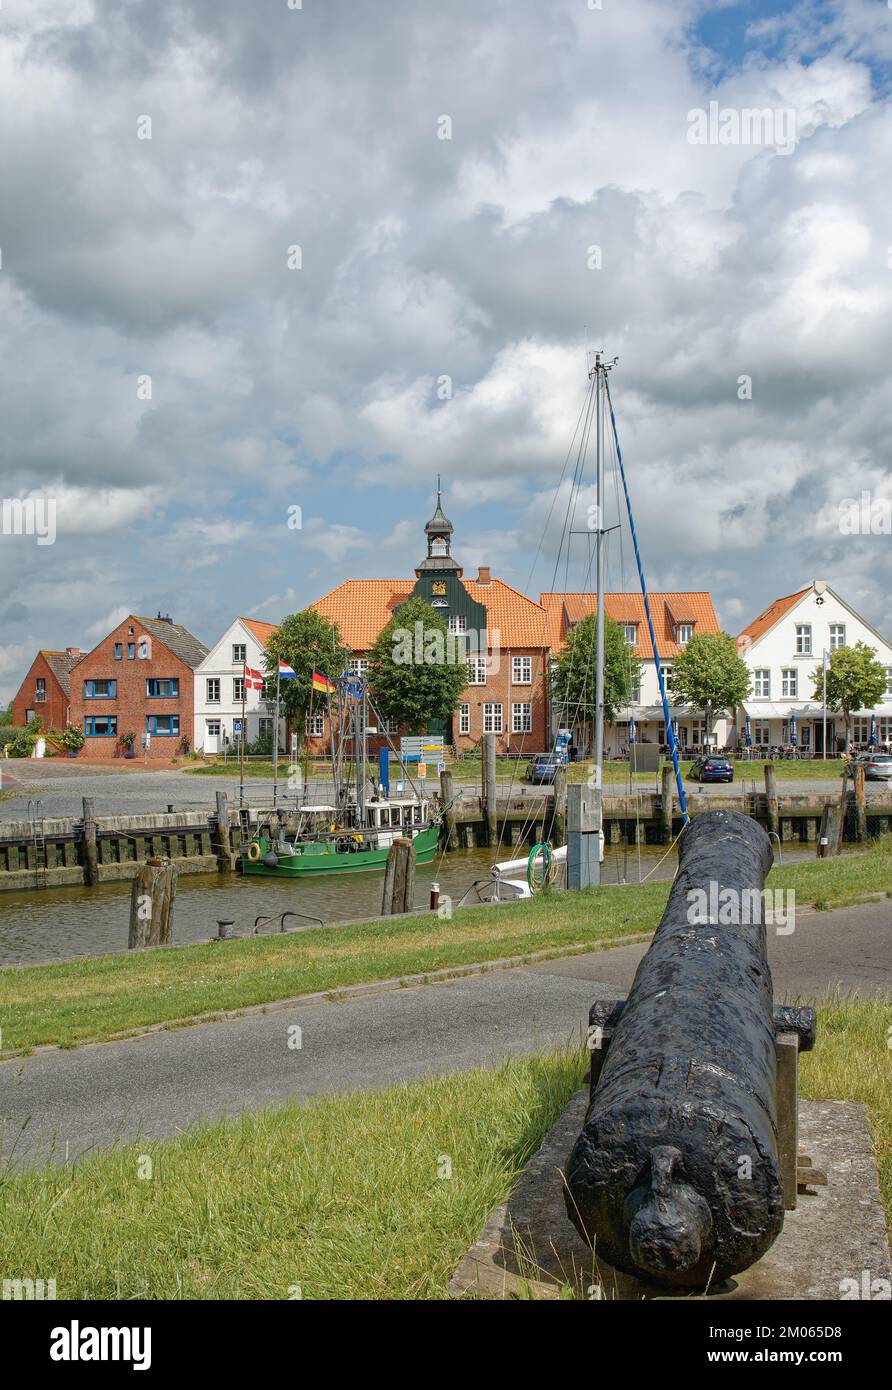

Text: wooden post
xmin=660 ymin=764 xmax=673 ymax=845
xmin=775 ymin=1032 xmax=799 ymax=1211
xmin=381 ymin=836 xmax=415 ymax=915
xmin=836 ymin=764 xmax=849 ymax=852
xmin=128 ymin=858 xmax=177 ymax=949
xmin=853 ymin=763 xmax=866 ymax=842
xmin=484 ymin=733 xmax=497 ymax=847
xmin=440 ymin=769 xmax=459 ymax=851
xmin=764 ymin=763 xmax=779 ymax=840
xmin=817 ymin=802 xmax=840 ymax=857
xmin=551 ymin=764 xmax=567 ymax=848
xmin=82 ymin=797 xmax=99 ymax=887
xmin=214 ymin=790 xmax=232 ymax=870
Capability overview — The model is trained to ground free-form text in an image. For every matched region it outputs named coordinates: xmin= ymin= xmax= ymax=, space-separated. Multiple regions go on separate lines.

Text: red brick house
xmin=69 ymin=614 xmax=208 ymax=762
xmin=11 ymin=648 xmax=82 ymax=730
xmin=307 ymin=493 xmax=553 ymax=755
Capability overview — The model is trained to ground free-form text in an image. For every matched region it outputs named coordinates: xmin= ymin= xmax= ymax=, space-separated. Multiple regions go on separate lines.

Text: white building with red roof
xmin=194 ymin=616 xmax=278 ymax=754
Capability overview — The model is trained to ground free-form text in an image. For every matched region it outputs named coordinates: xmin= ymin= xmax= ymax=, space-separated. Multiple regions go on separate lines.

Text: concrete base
xmin=450 ymin=1091 xmax=891 ymax=1300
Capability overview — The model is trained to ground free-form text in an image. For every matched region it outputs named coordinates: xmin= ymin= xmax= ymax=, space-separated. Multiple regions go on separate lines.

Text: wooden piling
xmin=128 ymin=858 xmax=177 ymax=949
xmin=817 ymin=802 xmax=841 ymax=857
xmin=764 ymin=764 xmax=779 ymax=840
xmin=660 ymin=765 xmax=674 ymax=845
xmin=552 ymin=764 xmax=567 ymax=847
xmin=381 ymin=836 xmax=415 ymax=915
xmin=439 ymin=769 xmax=459 ymax=851
xmin=853 ymin=763 xmax=867 ymax=842
xmin=483 ymin=734 xmax=497 ymax=846
xmin=214 ymin=791 xmax=232 ymax=870
xmin=82 ymin=797 xmax=99 ymax=887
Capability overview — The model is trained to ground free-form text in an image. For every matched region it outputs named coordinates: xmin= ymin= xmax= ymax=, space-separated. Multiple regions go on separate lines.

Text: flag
xmin=243 ymin=664 xmax=263 ymax=690
xmin=823 ymin=649 xmax=831 ymax=673
xmin=310 ymin=669 xmax=330 ymax=692
xmin=279 ymin=661 xmax=297 ymax=681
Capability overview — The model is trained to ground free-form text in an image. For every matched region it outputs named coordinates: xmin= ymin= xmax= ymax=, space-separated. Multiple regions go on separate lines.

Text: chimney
xmin=477 ymin=566 xmax=491 ymax=585
xmin=65 ymin=647 xmax=80 ymax=658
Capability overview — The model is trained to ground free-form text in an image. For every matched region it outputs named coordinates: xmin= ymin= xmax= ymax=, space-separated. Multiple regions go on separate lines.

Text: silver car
xmin=862 ymin=754 xmax=892 ymax=781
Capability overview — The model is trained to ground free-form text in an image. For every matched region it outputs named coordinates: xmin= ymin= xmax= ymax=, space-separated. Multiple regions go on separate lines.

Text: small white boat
xmin=457 ymin=834 xmax=604 ymax=905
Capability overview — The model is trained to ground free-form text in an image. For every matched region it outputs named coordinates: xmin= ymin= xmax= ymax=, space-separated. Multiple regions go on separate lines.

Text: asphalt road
xmin=2 ymin=899 xmax=888 ymax=1168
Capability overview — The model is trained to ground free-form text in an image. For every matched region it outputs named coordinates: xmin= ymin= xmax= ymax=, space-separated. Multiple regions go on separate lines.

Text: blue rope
xmin=605 ymin=380 xmax=688 ymax=824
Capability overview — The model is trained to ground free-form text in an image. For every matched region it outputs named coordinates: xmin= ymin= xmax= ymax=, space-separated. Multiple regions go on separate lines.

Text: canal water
xmin=0 ymin=842 xmax=825 ymax=967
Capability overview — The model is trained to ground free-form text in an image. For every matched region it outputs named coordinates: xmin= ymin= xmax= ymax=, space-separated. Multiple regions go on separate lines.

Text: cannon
xmin=564 ymin=810 xmax=816 ymax=1289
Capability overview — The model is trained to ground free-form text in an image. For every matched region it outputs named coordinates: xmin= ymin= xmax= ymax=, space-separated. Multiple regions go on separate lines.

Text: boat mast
xmin=594 ymin=353 xmax=605 ymax=785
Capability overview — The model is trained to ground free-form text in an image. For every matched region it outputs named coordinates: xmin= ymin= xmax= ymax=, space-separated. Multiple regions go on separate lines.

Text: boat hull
xmin=241 ymin=824 xmax=440 ymax=878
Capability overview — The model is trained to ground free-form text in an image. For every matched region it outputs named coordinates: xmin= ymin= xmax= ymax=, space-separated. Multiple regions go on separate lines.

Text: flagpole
xmin=273 ymin=666 xmax=281 ymax=806
xmin=240 ymin=664 xmax=247 ymax=808
xmin=822 ymin=653 xmax=827 ymax=761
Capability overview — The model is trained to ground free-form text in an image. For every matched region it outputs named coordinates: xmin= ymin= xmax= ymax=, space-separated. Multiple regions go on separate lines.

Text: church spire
xmin=417 ymin=481 xmax=461 ymax=576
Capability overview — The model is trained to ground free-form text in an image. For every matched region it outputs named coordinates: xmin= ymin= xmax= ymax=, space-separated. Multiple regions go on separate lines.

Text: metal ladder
xmin=28 ymin=798 xmax=46 ymax=888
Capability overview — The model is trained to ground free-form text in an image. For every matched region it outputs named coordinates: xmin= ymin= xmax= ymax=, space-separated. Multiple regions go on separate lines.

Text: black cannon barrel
xmin=565 ymin=810 xmax=786 ymax=1288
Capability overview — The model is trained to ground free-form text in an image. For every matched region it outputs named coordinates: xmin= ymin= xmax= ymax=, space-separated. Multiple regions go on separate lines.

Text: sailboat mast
xmin=594 ymin=354 xmax=605 ymax=781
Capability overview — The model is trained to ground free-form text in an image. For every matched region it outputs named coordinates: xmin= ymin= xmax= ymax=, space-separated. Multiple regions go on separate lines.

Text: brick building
xmin=10 ymin=648 xmax=81 ymax=730
xmin=307 ymin=492 xmax=553 ymax=755
xmin=69 ymin=614 xmax=208 ymax=762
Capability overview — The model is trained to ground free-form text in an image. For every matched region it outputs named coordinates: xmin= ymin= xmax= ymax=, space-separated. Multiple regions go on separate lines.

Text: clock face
xmin=431 ymin=581 xmax=446 ymax=595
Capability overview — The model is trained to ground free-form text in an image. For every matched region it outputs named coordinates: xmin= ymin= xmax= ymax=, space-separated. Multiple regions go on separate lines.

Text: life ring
xmin=247 ymin=842 xmax=262 ymax=862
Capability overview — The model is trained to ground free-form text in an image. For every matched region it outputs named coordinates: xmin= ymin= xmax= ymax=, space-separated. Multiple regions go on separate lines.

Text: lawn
xmin=1 ymin=839 xmax=889 ymax=1056
xmin=0 ymin=999 xmax=886 ymax=1299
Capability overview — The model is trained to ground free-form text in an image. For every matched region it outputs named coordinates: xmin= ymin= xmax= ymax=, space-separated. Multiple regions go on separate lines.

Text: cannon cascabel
xmin=564 ymin=810 xmax=785 ymax=1289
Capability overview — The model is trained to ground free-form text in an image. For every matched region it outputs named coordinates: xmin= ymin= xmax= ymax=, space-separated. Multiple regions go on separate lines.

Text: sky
xmin=1 ymin=0 xmax=891 ymax=702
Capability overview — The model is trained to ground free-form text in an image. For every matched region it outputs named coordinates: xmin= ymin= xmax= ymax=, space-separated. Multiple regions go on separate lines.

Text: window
xmin=84 ymin=716 xmax=117 ymax=737
xmin=114 ymin=643 xmax=122 ymax=660
xmin=754 ymin=722 xmax=770 ymax=745
xmin=467 ymin=656 xmax=487 ymax=685
xmin=348 ymin=658 xmax=369 ymax=676
xmin=878 ymin=717 xmax=892 ymax=742
xmin=659 ymin=665 xmax=671 ymax=683
xmin=146 ymin=678 xmax=179 ymax=698
xmin=261 ymin=677 xmax=277 ymax=702
xmin=512 ymin=702 xmax=532 ymax=734
xmin=306 ymin=711 xmax=325 ymax=737
xmin=127 ymin=643 xmax=135 ymax=660
xmin=885 ymin=667 xmax=892 ymax=697
xmin=206 ymin=720 xmax=221 ymax=737
xmin=690 ymin=719 xmax=706 ymax=746
xmin=258 ymin=717 xmax=273 ymax=738
xmin=829 ymin=624 xmax=846 ymax=650
xmin=483 ymin=703 xmax=503 ymax=734
xmin=853 ymin=718 xmax=871 ymax=742
xmin=146 ymin=715 xmax=180 ymax=736
xmin=630 ymin=675 xmax=641 ymax=704
xmin=781 ymin=669 xmax=797 ymax=698
xmin=795 ymin=624 xmax=812 ymax=655
xmin=84 ymin=679 xmax=117 ymax=699
xmin=233 ymin=677 xmax=245 ymax=702
xmin=678 ymin=623 xmax=693 ymax=644
xmin=381 ymin=715 xmax=400 ymax=734
xmin=35 ymin=678 xmax=46 ymax=703
xmin=232 ymin=644 xmax=246 ymax=664
xmin=754 ymin=669 xmax=770 ymax=698
xmin=206 ymin=678 xmax=221 ymax=703
xmin=137 ymin=637 xmax=150 ymax=660
xmin=512 ymin=655 xmax=532 ymax=684
xmin=623 ymin=623 xmax=637 ymax=645
xmin=459 ymin=703 xmax=470 ymax=736
xmin=448 ymin=616 xmax=467 ymax=635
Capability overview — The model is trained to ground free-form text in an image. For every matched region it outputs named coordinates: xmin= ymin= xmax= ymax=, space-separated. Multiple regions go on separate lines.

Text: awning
xmin=742 ymin=702 xmax=892 ymax=719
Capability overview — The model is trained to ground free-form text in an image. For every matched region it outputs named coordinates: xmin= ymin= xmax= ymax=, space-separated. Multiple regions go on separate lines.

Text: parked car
xmin=861 ymin=754 xmax=892 ymax=781
xmin=689 ymin=755 xmax=734 ymax=783
xmin=525 ymin=755 xmax=559 ymax=785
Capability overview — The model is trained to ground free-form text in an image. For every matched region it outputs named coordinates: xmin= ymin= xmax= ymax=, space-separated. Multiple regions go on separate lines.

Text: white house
xmin=735 ymin=580 xmax=892 ymax=753
xmin=194 ymin=616 xmax=280 ymax=755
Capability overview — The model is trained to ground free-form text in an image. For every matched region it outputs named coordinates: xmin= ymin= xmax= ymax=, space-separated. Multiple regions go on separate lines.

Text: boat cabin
xmin=364 ymin=796 xmax=429 ymax=832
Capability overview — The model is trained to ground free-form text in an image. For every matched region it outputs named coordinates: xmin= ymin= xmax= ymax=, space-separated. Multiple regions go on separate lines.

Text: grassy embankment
xmin=0 ymin=998 xmax=887 ymax=1299
xmin=1 ymin=839 xmax=889 ymax=1057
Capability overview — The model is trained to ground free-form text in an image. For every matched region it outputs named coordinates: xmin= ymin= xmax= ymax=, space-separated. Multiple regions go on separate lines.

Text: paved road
xmin=2 ymin=900 xmax=888 ymax=1168
xmin=1 ymin=760 xmax=887 ymax=820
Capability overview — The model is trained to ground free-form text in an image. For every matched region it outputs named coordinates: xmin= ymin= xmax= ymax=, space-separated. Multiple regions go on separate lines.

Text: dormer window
xmin=623 ymin=623 xmax=637 ymax=645
xmin=678 ymin=623 xmax=693 ymax=644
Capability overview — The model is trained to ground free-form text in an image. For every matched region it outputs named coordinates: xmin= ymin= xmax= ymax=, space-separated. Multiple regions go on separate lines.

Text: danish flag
xmin=243 ymin=663 xmax=264 ymax=690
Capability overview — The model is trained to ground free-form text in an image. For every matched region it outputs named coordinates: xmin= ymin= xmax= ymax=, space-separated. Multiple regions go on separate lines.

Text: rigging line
xmin=521 ymin=376 xmax=595 ymax=599
xmin=604 ymin=375 xmax=688 ymax=826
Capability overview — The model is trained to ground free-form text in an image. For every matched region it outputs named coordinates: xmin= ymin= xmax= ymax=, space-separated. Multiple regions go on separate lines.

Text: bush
xmin=59 ymin=723 xmax=86 ymax=752
xmin=0 ymin=726 xmax=27 ymax=749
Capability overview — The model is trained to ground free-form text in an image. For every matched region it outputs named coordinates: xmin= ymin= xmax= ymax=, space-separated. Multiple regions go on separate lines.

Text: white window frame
xmin=511 ymin=655 xmax=532 ymax=685
xmin=306 ymin=711 xmax=325 ymax=737
xmin=795 ymin=624 xmax=812 ymax=655
xmin=511 ymin=702 xmax=532 ymax=734
xmin=781 ymin=668 xmax=797 ymax=698
xmin=483 ymin=703 xmax=503 ymax=734
xmin=467 ymin=656 xmax=487 ymax=686
xmin=447 ymin=615 xmax=467 ymax=635
xmin=623 ymin=623 xmax=637 ymax=645
xmin=232 ymin=643 xmax=246 ymax=665
xmin=754 ymin=668 xmax=770 ymax=698
xmin=829 ymin=624 xmax=846 ymax=650
xmin=678 ymin=623 xmax=693 ymax=644
xmin=233 ymin=677 xmax=245 ymax=702
xmin=459 ymin=703 xmax=470 ymax=736
xmin=206 ymin=719 xmax=221 ymax=737
xmin=884 ymin=666 xmax=892 ymax=697
xmin=754 ymin=722 xmax=770 ymax=745
xmin=348 ymin=658 xmax=369 ymax=676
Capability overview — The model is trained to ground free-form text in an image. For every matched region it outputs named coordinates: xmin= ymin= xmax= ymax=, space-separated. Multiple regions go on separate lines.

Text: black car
xmin=689 ymin=755 xmax=734 ymax=783
xmin=524 ymin=755 xmax=559 ymax=785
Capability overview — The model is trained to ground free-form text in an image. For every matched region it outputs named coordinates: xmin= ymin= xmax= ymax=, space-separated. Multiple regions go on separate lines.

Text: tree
xmin=668 ymin=632 xmax=751 ymax=745
xmin=810 ymin=642 xmax=887 ymax=749
xmin=0 ymin=700 xmax=13 ymax=727
xmin=367 ymin=597 xmax=470 ymax=732
xmin=550 ymin=613 xmax=638 ymax=751
xmin=262 ymin=611 xmax=350 ymax=741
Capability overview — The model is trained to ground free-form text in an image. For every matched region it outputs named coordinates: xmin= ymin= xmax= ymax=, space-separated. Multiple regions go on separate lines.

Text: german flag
xmin=311 ymin=670 xmax=332 ymax=694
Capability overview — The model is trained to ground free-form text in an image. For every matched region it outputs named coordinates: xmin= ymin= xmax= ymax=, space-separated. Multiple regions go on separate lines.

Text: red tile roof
xmin=310 ymin=579 xmax=551 ymax=651
xmin=736 ymin=589 xmax=810 ymax=648
xmin=540 ymin=592 xmax=721 ymax=658
xmin=240 ymin=617 xmax=279 ymax=646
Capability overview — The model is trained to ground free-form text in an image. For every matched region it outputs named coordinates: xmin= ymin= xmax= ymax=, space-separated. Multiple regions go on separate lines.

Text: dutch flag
xmin=278 ymin=661 xmax=297 ymax=680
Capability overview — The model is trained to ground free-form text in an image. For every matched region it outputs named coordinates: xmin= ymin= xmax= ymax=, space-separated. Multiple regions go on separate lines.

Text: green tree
xmin=810 ymin=642 xmax=887 ymax=749
xmin=668 ymin=632 xmax=751 ymax=744
xmin=0 ymin=700 xmax=13 ymax=727
xmin=550 ymin=613 xmax=638 ymax=751
xmin=367 ymin=597 xmax=469 ymax=732
xmin=262 ymin=611 xmax=350 ymax=740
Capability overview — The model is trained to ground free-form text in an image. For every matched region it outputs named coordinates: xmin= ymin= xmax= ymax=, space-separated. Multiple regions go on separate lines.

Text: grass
xmin=1 ymin=839 xmax=890 ymax=1057
xmin=0 ymin=1000 xmax=887 ymax=1299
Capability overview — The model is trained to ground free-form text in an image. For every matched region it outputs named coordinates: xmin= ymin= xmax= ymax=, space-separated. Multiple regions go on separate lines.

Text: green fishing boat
xmin=242 ymin=813 xmax=440 ymax=879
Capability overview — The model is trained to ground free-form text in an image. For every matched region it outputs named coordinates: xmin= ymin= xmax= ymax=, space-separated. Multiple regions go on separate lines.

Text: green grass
xmin=1 ymin=840 xmax=890 ymax=1056
xmin=0 ymin=1001 xmax=886 ymax=1299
